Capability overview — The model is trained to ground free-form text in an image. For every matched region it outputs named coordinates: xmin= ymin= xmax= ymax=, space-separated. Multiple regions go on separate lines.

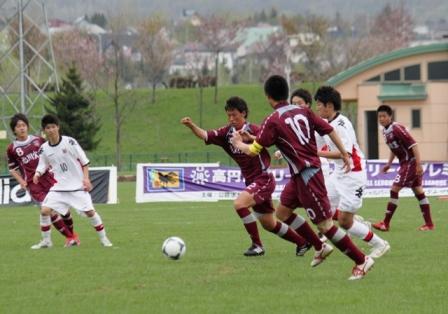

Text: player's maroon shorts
xmin=285 ymin=167 xmax=332 ymax=224
xmin=280 ymin=179 xmax=302 ymax=209
xmin=245 ymin=172 xmax=275 ymax=214
xmin=393 ymin=160 xmax=422 ymax=188
xmin=27 ymin=175 xmax=54 ymax=203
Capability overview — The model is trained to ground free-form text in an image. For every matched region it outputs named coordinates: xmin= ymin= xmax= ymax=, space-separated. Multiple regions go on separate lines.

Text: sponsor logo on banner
xmin=0 ymin=178 xmax=31 ymax=204
xmin=146 ymin=167 xmax=185 ymax=192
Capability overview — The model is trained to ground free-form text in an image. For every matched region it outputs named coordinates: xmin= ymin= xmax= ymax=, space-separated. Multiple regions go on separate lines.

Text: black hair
xmin=264 ymin=75 xmax=289 ymax=101
xmin=10 ymin=113 xmax=29 ymax=132
xmin=290 ymin=88 xmax=312 ymax=106
xmin=41 ymin=114 xmax=60 ymax=129
xmin=314 ymin=86 xmax=341 ymax=111
xmin=377 ymin=104 xmax=393 ymax=116
xmin=225 ymin=96 xmax=249 ymax=118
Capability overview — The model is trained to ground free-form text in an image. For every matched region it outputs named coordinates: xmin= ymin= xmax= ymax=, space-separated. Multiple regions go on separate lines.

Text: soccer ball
xmin=162 ymin=237 xmax=186 ymax=260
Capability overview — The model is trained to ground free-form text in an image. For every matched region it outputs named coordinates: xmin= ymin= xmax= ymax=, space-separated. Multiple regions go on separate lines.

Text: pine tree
xmin=47 ymin=66 xmax=101 ymax=151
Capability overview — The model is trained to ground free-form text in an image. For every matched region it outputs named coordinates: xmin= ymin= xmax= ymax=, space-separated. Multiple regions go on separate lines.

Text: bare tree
xmin=52 ymin=30 xmax=103 ymax=90
xmin=97 ymin=16 xmax=139 ymax=170
xmin=251 ymin=31 xmax=290 ymax=82
xmin=136 ymin=16 xmax=174 ymax=104
xmin=196 ymin=15 xmax=240 ymax=104
xmin=370 ymin=2 xmax=415 ymax=53
xmin=280 ymin=14 xmax=329 ymax=83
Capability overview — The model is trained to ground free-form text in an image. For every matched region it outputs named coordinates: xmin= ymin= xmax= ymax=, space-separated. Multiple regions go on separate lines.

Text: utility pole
xmin=0 ymin=0 xmax=59 ymax=135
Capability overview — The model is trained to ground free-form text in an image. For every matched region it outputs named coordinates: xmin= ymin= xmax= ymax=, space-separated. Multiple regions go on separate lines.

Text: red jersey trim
xmin=351 ymin=146 xmax=362 ymax=171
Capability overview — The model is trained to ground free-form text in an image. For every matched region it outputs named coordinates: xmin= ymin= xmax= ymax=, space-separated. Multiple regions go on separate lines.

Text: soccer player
xmin=274 ymin=88 xmax=334 ymax=259
xmin=231 ymin=76 xmax=374 ymax=280
xmin=373 ymin=104 xmax=434 ymax=231
xmin=314 ymin=86 xmax=390 ymax=259
xmin=181 ymin=96 xmax=311 ymax=257
xmin=33 ymin=114 xmax=113 ymax=247
xmin=6 ymin=113 xmax=76 ymax=249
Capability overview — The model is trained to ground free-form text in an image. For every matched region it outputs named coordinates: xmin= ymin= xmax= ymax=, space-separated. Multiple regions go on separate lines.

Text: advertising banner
xmin=136 ymin=162 xmax=448 ymax=202
xmin=0 ymin=166 xmax=117 ymax=206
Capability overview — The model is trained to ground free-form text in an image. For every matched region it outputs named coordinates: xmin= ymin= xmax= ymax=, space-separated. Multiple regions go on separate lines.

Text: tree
xmin=47 ymin=66 xmax=101 ymax=151
xmin=281 ymin=14 xmax=329 ymax=83
xmin=136 ymin=16 xmax=174 ymax=103
xmin=87 ymin=12 xmax=107 ymax=28
xmin=97 ymin=15 xmax=140 ymax=170
xmin=196 ymin=15 xmax=240 ymax=104
xmin=370 ymin=2 xmax=414 ymax=53
xmin=52 ymin=30 xmax=103 ymax=90
xmin=252 ymin=31 xmax=290 ymax=82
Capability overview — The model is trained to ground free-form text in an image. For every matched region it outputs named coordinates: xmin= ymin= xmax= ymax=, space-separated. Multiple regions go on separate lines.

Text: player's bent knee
xmin=275 ymin=206 xmax=290 ymax=222
xmin=40 ymin=206 xmax=51 ymax=216
xmin=84 ymin=210 xmax=96 ymax=217
xmin=317 ymin=219 xmax=333 ymax=233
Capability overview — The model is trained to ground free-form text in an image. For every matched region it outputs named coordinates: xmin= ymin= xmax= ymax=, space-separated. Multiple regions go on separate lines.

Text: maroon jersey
xmin=383 ymin=122 xmax=416 ymax=164
xmin=256 ymin=102 xmax=333 ymax=175
xmin=206 ymin=123 xmax=271 ymax=184
xmin=6 ymin=135 xmax=55 ymax=201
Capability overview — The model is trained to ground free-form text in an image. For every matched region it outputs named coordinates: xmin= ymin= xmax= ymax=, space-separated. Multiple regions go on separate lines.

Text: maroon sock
xmin=51 ymin=216 xmax=73 ymax=238
xmin=325 ymin=225 xmax=365 ymax=265
xmin=236 ymin=208 xmax=263 ymax=247
xmin=272 ymin=221 xmax=307 ymax=246
xmin=384 ymin=191 xmax=399 ymax=226
xmin=285 ymin=213 xmax=322 ymax=250
xmin=416 ymin=193 xmax=433 ymax=226
xmin=62 ymin=213 xmax=74 ymax=233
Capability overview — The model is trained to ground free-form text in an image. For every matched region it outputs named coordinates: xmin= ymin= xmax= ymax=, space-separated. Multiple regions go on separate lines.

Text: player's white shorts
xmin=326 ymin=170 xmax=367 ymax=214
xmin=42 ymin=190 xmax=94 ymax=215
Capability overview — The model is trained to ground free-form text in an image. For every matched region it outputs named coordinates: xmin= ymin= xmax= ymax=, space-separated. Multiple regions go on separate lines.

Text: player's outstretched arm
xmin=180 ymin=117 xmax=207 ymax=140
xmin=327 ymin=130 xmax=350 ymax=172
xmin=317 ymin=150 xmax=342 ymax=160
xmin=230 ymin=132 xmax=259 ymax=157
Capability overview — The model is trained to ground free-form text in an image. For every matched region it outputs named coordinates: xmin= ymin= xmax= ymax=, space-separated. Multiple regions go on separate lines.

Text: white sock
xmin=347 ymin=220 xmax=370 ymax=240
xmin=40 ymin=215 xmax=51 ymax=241
xmin=89 ymin=212 xmax=106 ymax=239
xmin=348 ymin=220 xmax=384 ymax=246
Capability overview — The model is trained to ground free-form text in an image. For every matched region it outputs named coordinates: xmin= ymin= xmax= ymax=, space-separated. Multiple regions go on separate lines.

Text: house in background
xmin=327 ymin=42 xmax=448 ymax=161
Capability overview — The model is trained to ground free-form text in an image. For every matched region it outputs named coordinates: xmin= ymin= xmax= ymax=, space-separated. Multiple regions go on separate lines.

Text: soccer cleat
xmin=369 ymin=240 xmax=391 ymax=259
xmin=72 ymin=232 xmax=81 ymax=246
xmin=296 ymin=243 xmax=312 ymax=257
xmin=349 ymin=256 xmax=375 ymax=280
xmin=310 ymin=243 xmax=334 ymax=267
xmin=418 ymin=224 xmax=435 ymax=231
xmin=100 ymin=237 xmax=113 ymax=247
xmin=372 ymin=221 xmax=389 ymax=232
xmin=243 ymin=244 xmax=265 ymax=257
xmin=64 ymin=237 xmax=78 ymax=248
xmin=31 ymin=239 xmax=53 ymax=249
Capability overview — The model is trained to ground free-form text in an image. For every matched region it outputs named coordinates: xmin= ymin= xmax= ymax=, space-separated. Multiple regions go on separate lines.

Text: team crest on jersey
xmin=146 ymin=167 xmax=185 ymax=192
xmin=62 ymin=148 xmax=67 ymax=154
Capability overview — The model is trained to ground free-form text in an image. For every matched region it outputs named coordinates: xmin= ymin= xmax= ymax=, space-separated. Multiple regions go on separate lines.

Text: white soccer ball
xmin=162 ymin=236 xmax=186 ymax=260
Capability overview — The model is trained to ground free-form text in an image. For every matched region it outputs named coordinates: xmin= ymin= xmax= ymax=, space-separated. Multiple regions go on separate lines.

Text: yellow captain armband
xmin=249 ymin=141 xmax=263 ymax=155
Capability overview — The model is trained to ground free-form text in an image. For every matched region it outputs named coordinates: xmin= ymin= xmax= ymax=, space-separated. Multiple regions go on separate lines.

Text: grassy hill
xmin=1 ymin=84 xmax=318 ymax=172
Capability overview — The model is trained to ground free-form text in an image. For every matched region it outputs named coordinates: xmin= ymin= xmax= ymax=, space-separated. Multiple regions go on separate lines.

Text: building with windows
xmin=327 ymin=42 xmax=448 ymax=161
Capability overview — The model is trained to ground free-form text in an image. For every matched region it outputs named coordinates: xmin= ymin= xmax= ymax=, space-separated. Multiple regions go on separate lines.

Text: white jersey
xmin=324 ymin=113 xmax=364 ymax=173
xmin=315 ymin=132 xmax=331 ymax=177
xmin=36 ymin=136 xmax=90 ymax=192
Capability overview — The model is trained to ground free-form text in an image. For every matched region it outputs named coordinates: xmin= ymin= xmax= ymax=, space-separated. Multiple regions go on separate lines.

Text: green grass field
xmin=0 ymin=182 xmax=447 ymax=313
